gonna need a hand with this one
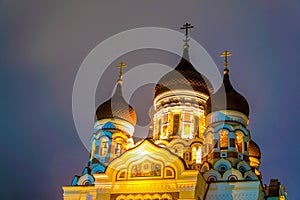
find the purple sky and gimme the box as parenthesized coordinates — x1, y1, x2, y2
(1, 1, 300, 199)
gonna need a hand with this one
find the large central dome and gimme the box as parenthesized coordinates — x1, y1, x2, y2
(154, 48, 214, 98)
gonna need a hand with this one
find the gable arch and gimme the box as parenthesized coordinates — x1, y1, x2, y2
(106, 139, 187, 181)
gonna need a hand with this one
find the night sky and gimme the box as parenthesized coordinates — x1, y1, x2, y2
(1, 1, 300, 199)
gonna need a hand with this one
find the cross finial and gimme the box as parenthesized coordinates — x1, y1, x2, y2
(220, 50, 232, 73)
(116, 62, 127, 83)
(180, 23, 194, 48)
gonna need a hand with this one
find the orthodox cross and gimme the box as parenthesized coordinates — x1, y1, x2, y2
(180, 23, 194, 36)
(220, 50, 232, 70)
(180, 23, 194, 48)
(116, 62, 127, 82)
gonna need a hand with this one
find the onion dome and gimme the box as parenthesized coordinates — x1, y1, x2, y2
(154, 47, 214, 98)
(248, 140, 261, 159)
(95, 62, 137, 126)
(205, 51, 249, 117)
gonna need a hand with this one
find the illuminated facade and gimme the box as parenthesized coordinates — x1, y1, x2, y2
(62, 25, 288, 200)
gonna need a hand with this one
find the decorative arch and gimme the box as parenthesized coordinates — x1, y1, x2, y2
(77, 174, 94, 186)
(90, 163, 105, 174)
(203, 169, 221, 182)
(164, 166, 175, 179)
(161, 193, 172, 200)
(200, 162, 210, 173)
(116, 195, 126, 200)
(236, 160, 251, 173)
(152, 194, 161, 200)
(213, 158, 232, 172)
(233, 124, 249, 136)
(134, 194, 143, 200)
(222, 168, 243, 181)
(126, 194, 134, 200)
(143, 194, 152, 200)
(214, 124, 234, 133)
(106, 139, 187, 181)
(154, 139, 169, 147)
(244, 170, 258, 181)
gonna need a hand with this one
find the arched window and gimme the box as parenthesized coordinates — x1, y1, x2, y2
(194, 115, 199, 135)
(115, 142, 122, 156)
(172, 114, 180, 136)
(100, 137, 109, 156)
(236, 131, 244, 153)
(192, 147, 197, 162)
(196, 148, 202, 164)
(220, 130, 228, 150)
(182, 112, 192, 139)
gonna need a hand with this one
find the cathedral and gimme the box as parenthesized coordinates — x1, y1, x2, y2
(62, 24, 288, 200)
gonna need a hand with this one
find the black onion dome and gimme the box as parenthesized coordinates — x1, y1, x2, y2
(96, 83, 137, 126)
(154, 48, 214, 98)
(205, 69, 249, 116)
(248, 140, 261, 159)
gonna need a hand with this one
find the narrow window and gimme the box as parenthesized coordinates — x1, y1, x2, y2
(213, 139, 218, 149)
(196, 148, 202, 164)
(220, 130, 228, 150)
(173, 114, 180, 135)
(230, 138, 235, 148)
(194, 115, 199, 135)
(100, 137, 109, 156)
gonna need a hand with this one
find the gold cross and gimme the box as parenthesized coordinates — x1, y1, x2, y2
(116, 62, 127, 81)
(180, 23, 194, 36)
(220, 50, 232, 69)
